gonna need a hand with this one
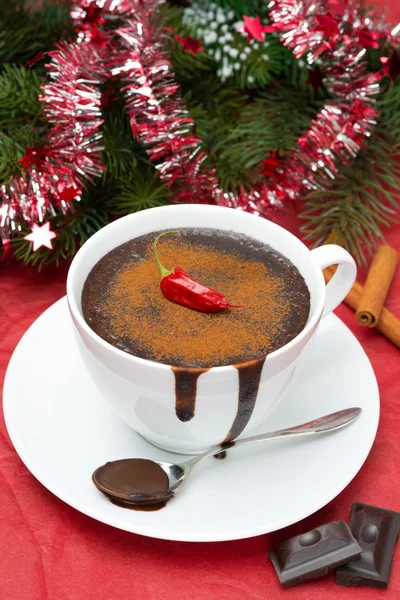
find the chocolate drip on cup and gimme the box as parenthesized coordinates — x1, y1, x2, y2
(224, 357, 266, 442)
(171, 367, 209, 422)
(172, 357, 265, 442)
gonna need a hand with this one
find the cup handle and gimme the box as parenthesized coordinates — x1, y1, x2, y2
(310, 245, 357, 318)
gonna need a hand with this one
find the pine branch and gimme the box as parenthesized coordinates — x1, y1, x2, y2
(0, 64, 44, 127)
(179, 73, 323, 192)
(169, 40, 214, 79)
(0, 126, 46, 183)
(204, 83, 322, 190)
(111, 167, 169, 215)
(0, 134, 24, 184)
(300, 81, 400, 265)
(213, 0, 268, 18)
(0, 65, 47, 181)
(178, 1, 287, 88)
(101, 106, 147, 180)
(163, 6, 215, 79)
(0, 12, 46, 64)
(37, 1, 74, 37)
(0, 1, 73, 66)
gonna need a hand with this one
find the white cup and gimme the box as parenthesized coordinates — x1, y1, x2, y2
(67, 205, 356, 454)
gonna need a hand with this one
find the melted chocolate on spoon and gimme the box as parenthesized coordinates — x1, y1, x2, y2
(92, 458, 173, 511)
(93, 442, 238, 510)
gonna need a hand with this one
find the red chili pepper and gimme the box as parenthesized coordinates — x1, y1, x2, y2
(153, 231, 242, 313)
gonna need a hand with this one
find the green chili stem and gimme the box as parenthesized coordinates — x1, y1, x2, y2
(153, 230, 179, 278)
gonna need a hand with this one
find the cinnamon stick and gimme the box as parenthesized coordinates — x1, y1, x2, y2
(355, 246, 398, 327)
(324, 267, 400, 348)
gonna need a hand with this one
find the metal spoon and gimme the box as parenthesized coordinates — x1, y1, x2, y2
(93, 407, 361, 508)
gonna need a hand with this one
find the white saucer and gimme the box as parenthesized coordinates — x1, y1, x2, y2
(3, 298, 379, 542)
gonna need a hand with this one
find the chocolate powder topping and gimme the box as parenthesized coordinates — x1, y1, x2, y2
(82, 228, 310, 368)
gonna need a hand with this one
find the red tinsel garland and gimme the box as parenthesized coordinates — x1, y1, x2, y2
(114, 0, 221, 206)
(0, 33, 108, 250)
(114, 0, 282, 213)
(115, 0, 398, 214)
(263, 0, 396, 205)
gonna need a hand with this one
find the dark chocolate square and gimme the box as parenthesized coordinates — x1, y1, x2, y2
(268, 520, 362, 587)
(336, 502, 400, 588)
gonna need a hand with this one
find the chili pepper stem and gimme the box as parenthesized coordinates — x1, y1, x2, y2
(153, 230, 179, 278)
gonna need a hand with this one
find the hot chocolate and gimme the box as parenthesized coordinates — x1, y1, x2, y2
(82, 228, 310, 443)
(82, 228, 310, 367)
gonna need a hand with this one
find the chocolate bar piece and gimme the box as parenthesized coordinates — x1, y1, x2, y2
(336, 502, 400, 588)
(268, 521, 362, 587)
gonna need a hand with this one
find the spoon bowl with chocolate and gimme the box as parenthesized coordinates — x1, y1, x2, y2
(67, 205, 356, 454)
(92, 408, 361, 510)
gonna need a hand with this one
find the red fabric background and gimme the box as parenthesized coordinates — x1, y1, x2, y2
(1, 3, 400, 598)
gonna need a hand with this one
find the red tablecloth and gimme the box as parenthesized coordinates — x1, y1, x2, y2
(2, 5, 400, 599)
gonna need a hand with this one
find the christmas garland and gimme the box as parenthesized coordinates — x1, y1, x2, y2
(0, 0, 399, 264)
(115, 0, 396, 212)
(0, 35, 108, 255)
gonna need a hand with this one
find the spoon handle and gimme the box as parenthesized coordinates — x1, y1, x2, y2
(225, 407, 361, 448)
(185, 407, 361, 470)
